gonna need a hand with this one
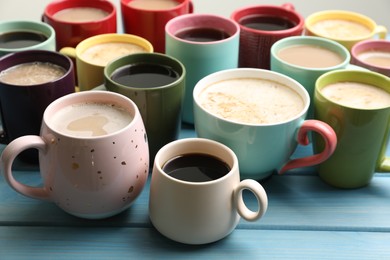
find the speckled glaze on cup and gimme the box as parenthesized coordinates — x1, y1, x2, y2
(1, 91, 149, 219)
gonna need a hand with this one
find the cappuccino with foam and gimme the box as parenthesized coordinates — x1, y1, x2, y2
(198, 78, 304, 124)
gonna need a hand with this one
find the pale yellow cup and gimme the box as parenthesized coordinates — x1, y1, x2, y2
(60, 33, 153, 91)
(305, 10, 387, 51)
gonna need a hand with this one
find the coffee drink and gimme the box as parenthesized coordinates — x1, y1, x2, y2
(198, 78, 304, 124)
(311, 19, 371, 40)
(357, 50, 390, 68)
(0, 31, 48, 49)
(0, 62, 66, 86)
(127, 0, 179, 10)
(51, 102, 133, 137)
(81, 42, 147, 66)
(175, 27, 230, 42)
(321, 82, 390, 109)
(53, 7, 109, 23)
(111, 63, 179, 88)
(162, 153, 230, 182)
(239, 14, 296, 31)
(277, 44, 344, 68)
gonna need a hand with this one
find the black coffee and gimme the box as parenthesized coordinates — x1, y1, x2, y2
(240, 14, 296, 31)
(111, 63, 179, 88)
(175, 27, 230, 42)
(0, 31, 48, 49)
(162, 153, 231, 182)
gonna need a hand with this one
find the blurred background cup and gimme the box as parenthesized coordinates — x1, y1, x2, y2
(314, 70, 390, 189)
(60, 33, 153, 91)
(1, 91, 149, 219)
(230, 3, 304, 69)
(103, 52, 185, 163)
(0, 50, 75, 163)
(121, 0, 193, 53)
(42, 0, 117, 51)
(351, 39, 390, 77)
(271, 36, 351, 118)
(149, 138, 268, 244)
(0, 20, 56, 57)
(305, 10, 388, 51)
(193, 68, 337, 181)
(165, 13, 240, 124)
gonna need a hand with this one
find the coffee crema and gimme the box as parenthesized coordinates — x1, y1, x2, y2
(81, 42, 147, 66)
(162, 153, 230, 182)
(0, 62, 66, 86)
(198, 78, 305, 124)
(240, 14, 296, 31)
(321, 82, 390, 109)
(311, 19, 371, 40)
(0, 31, 48, 49)
(51, 102, 133, 137)
(357, 50, 390, 68)
(277, 44, 344, 68)
(127, 0, 179, 10)
(175, 27, 230, 42)
(53, 7, 109, 23)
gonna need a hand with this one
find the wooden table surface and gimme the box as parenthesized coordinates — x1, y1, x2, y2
(1, 124, 390, 259)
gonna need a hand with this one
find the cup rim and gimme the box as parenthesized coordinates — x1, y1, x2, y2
(44, 0, 116, 25)
(271, 36, 351, 71)
(104, 52, 186, 91)
(154, 138, 239, 185)
(0, 20, 55, 52)
(121, 0, 190, 12)
(351, 39, 390, 70)
(43, 91, 142, 140)
(165, 13, 240, 45)
(193, 68, 310, 126)
(230, 4, 305, 35)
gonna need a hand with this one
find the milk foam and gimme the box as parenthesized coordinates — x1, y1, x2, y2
(198, 78, 305, 124)
(51, 102, 133, 137)
(312, 19, 371, 39)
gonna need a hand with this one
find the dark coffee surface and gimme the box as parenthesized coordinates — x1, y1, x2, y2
(111, 63, 179, 88)
(162, 153, 231, 182)
(0, 31, 48, 49)
(240, 14, 296, 31)
(175, 27, 230, 42)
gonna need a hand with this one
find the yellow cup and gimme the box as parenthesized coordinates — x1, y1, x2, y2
(305, 10, 387, 51)
(60, 33, 153, 91)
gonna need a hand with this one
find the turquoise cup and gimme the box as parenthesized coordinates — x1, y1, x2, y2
(165, 13, 240, 124)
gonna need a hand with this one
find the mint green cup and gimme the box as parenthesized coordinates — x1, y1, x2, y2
(314, 70, 390, 188)
(271, 36, 351, 118)
(0, 20, 56, 56)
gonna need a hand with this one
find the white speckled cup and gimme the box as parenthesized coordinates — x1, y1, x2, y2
(1, 91, 149, 219)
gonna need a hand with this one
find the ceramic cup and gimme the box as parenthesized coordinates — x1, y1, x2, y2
(60, 33, 153, 91)
(271, 36, 351, 118)
(42, 0, 117, 51)
(305, 10, 387, 51)
(193, 68, 337, 180)
(351, 39, 390, 77)
(0, 50, 75, 163)
(230, 3, 304, 69)
(149, 138, 268, 245)
(1, 91, 149, 219)
(314, 70, 390, 189)
(0, 20, 56, 56)
(103, 52, 185, 163)
(121, 0, 193, 53)
(165, 13, 240, 124)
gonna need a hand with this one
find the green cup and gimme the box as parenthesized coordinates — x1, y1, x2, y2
(104, 52, 185, 163)
(314, 70, 390, 188)
(0, 20, 56, 56)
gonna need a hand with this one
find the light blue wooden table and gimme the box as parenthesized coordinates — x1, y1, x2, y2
(1, 124, 390, 259)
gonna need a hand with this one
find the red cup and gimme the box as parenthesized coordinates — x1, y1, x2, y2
(231, 3, 304, 69)
(42, 0, 117, 51)
(121, 0, 193, 53)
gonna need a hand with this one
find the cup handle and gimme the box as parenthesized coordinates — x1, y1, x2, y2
(188, 0, 194, 13)
(1, 135, 50, 201)
(281, 3, 295, 11)
(374, 25, 388, 39)
(279, 119, 337, 174)
(59, 47, 77, 60)
(234, 179, 268, 222)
